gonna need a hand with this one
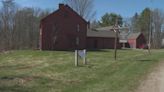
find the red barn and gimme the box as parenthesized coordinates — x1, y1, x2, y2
(40, 4, 89, 50)
(128, 32, 146, 49)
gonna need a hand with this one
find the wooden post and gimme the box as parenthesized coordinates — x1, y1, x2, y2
(39, 28, 42, 51)
(114, 31, 118, 60)
(83, 49, 87, 65)
(148, 11, 152, 54)
(114, 19, 118, 60)
(75, 50, 78, 66)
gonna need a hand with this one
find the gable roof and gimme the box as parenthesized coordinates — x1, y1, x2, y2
(41, 4, 88, 24)
(63, 4, 88, 23)
(128, 32, 141, 39)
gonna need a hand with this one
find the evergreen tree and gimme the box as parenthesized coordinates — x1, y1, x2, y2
(99, 13, 123, 27)
(131, 13, 139, 32)
(139, 8, 151, 41)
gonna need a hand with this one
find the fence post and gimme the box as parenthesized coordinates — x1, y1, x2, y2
(75, 50, 78, 66)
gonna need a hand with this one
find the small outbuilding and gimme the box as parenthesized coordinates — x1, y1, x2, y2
(128, 32, 146, 49)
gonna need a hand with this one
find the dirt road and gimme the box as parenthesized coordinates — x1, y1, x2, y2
(136, 61, 164, 92)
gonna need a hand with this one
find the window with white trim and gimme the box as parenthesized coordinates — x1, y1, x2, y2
(77, 24, 80, 32)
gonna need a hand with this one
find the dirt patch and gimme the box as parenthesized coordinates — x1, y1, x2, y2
(136, 61, 164, 92)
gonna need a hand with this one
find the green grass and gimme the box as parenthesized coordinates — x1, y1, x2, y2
(0, 49, 164, 92)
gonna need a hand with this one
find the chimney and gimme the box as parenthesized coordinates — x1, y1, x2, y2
(59, 4, 65, 9)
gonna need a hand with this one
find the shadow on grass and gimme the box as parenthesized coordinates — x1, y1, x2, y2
(74, 63, 96, 69)
(136, 59, 155, 62)
(0, 64, 40, 70)
(0, 75, 54, 92)
(87, 49, 111, 52)
(41, 49, 113, 52)
(0, 86, 29, 92)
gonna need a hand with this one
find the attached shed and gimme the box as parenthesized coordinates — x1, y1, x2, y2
(128, 32, 146, 49)
(87, 29, 120, 49)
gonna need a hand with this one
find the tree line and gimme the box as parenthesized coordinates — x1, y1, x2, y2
(131, 8, 164, 49)
(0, 0, 95, 51)
(0, 0, 163, 51)
(0, 0, 50, 51)
(92, 8, 164, 49)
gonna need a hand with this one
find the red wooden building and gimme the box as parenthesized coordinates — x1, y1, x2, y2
(40, 4, 89, 50)
(128, 32, 146, 49)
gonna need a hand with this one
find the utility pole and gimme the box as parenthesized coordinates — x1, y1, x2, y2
(114, 18, 119, 60)
(148, 0, 153, 54)
(148, 12, 151, 54)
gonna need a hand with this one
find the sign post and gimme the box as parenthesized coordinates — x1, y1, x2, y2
(75, 49, 87, 66)
(75, 50, 78, 66)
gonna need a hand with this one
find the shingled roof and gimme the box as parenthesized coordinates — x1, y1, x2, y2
(96, 26, 114, 31)
(128, 32, 141, 39)
(87, 26, 130, 38)
(87, 29, 116, 38)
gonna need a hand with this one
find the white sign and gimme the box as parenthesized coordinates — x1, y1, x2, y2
(78, 50, 86, 58)
(75, 49, 87, 66)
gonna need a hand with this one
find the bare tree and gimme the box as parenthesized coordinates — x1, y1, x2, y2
(152, 9, 164, 48)
(14, 8, 50, 49)
(63, 0, 96, 21)
(0, 0, 50, 50)
(0, 0, 17, 50)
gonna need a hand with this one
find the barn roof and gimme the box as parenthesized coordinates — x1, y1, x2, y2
(87, 29, 116, 38)
(87, 26, 130, 38)
(128, 32, 141, 39)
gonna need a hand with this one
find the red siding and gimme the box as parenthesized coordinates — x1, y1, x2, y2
(128, 33, 146, 49)
(136, 34, 146, 48)
(87, 37, 120, 49)
(128, 39, 136, 48)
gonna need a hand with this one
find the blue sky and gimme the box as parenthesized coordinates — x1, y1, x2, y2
(4, 0, 164, 20)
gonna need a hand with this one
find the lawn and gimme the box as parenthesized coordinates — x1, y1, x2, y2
(0, 49, 164, 92)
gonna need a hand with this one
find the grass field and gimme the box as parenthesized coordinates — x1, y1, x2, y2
(0, 49, 164, 92)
